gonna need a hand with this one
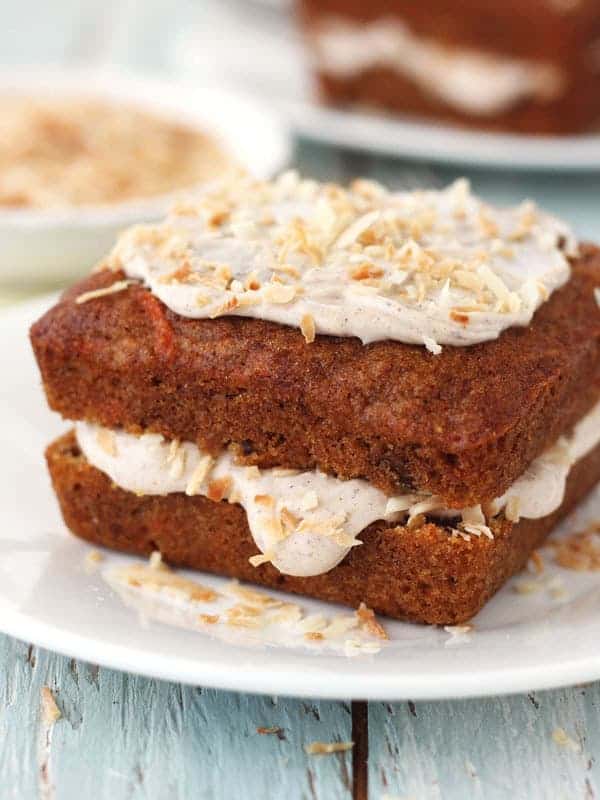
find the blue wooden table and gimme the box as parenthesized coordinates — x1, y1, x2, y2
(2, 2, 600, 798)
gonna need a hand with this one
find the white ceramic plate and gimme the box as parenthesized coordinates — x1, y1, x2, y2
(4, 295, 600, 701)
(286, 103, 600, 172)
(176, 8, 600, 171)
(0, 68, 290, 287)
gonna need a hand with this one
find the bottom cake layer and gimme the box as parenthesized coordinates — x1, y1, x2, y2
(47, 431, 600, 625)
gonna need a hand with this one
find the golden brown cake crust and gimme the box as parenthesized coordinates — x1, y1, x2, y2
(30, 247, 600, 508)
(47, 431, 600, 625)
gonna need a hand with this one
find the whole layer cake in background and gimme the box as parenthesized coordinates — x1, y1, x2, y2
(31, 172, 600, 625)
(297, 0, 600, 134)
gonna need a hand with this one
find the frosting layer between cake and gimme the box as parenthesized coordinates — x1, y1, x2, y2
(310, 17, 565, 115)
(76, 399, 600, 578)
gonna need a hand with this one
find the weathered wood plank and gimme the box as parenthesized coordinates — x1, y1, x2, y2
(0, 634, 353, 800)
(368, 688, 599, 800)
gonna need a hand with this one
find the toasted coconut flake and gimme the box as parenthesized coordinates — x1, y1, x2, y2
(224, 581, 280, 607)
(166, 439, 187, 480)
(84, 549, 103, 569)
(75, 280, 133, 304)
(96, 428, 117, 457)
(249, 552, 272, 568)
(185, 455, 214, 496)
(513, 579, 543, 595)
(254, 493, 274, 508)
(148, 550, 165, 570)
(553, 521, 600, 571)
(300, 313, 316, 344)
(594, 287, 600, 307)
(199, 613, 219, 624)
(256, 726, 283, 735)
(384, 494, 421, 516)
(115, 563, 218, 603)
(304, 741, 354, 755)
(528, 550, 545, 575)
(444, 624, 473, 637)
(505, 496, 521, 523)
(300, 490, 319, 512)
(263, 283, 297, 304)
(423, 336, 442, 355)
(271, 468, 301, 477)
(336, 210, 381, 248)
(552, 727, 582, 753)
(356, 602, 388, 640)
(41, 687, 61, 725)
(280, 506, 300, 531)
(462, 523, 494, 540)
(207, 476, 232, 503)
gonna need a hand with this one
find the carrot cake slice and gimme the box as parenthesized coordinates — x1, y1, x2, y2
(31, 172, 600, 624)
(298, 0, 600, 134)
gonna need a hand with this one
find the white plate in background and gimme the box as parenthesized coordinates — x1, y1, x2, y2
(175, 3, 600, 171)
(0, 68, 290, 288)
(3, 296, 600, 700)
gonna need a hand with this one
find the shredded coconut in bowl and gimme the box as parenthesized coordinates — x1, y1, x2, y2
(0, 97, 233, 209)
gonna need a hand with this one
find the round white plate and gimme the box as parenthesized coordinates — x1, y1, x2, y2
(4, 295, 600, 700)
(286, 103, 600, 172)
(0, 68, 290, 287)
(175, 6, 600, 171)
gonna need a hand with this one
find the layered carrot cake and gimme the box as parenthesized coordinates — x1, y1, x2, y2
(297, 0, 600, 134)
(31, 172, 600, 624)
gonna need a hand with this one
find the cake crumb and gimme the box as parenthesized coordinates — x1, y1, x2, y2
(40, 687, 61, 725)
(552, 727, 582, 753)
(594, 287, 600, 307)
(84, 549, 103, 572)
(304, 741, 354, 755)
(553, 522, 600, 571)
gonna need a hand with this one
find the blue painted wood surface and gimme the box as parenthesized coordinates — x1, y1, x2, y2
(2, 2, 600, 797)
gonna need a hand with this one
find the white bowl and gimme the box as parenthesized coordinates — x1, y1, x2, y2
(0, 68, 291, 288)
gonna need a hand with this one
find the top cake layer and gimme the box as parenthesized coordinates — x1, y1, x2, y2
(107, 172, 575, 349)
(30, 245, 600, 508)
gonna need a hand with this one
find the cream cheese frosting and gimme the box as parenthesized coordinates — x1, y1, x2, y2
(76, 398, 600, 579)
(109, 171, 576, 350)
(310, 17, 565, 115)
